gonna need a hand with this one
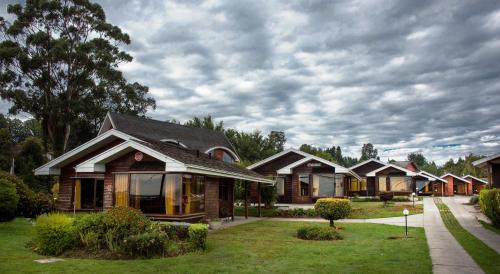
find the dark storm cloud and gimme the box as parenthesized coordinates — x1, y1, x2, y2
(1, 0, 499, 163)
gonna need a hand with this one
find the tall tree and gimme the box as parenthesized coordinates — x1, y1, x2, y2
(0, 0, 155, 156)
(267, 131, 286, 153)
(360, 143, 378, 161)
(185, 115, 224, 132)
(407, 152, 427, 168)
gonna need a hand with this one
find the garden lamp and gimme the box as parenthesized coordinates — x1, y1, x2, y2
(403, 208, 409, 238)
(411, 192, 416, 208)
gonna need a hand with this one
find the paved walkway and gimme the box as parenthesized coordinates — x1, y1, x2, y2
(271, 214, 424, 227)
(442, 196, 500, 253)
(423, 198, 484, 274)
(209, 216, 264, 230)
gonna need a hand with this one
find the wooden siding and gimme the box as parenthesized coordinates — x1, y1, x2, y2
(352, 161, 385, 176)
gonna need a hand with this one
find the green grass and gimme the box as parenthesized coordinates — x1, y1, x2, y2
(235, 202, 423, 219)
(0, 218, 432, 274)
(434, 198, 500, 274)
(479, 220, 500, 236)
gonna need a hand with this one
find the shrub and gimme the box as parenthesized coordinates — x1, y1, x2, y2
(73, 213, 106, 250)
(122, 230, 168, 258)
(297, 226, 342, 240)
(33, 213, 76, 255)
(0, 178, 19, 222)
(479, 189, 500, 228)
(260, 184, 277, 208)
(314, 198, 351, 228)
(102, 207, 150, 251)
(380, 192, 394, 206)
(469, 195, 479, 205)
(188, 223, 209, 250)
(158, 222, 190, 240)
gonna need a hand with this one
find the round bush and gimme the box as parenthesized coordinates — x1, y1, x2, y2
(0, 179, 19, 222)
(102, 207, 150, 251)
(297, 226, 342, 241)
(314, 198, 351, 227)
(33, 213, 76, 255)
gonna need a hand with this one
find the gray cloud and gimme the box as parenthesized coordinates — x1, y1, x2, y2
(1, 0, 500, 164)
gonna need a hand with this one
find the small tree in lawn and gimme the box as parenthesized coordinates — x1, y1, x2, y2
(380, 192, 394, 207)
(314, 198, 351, 228)
(260, 184, 277, 209)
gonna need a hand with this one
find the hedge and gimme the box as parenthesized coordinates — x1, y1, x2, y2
(479, 189, 500, 228)
(0, 178, 19, 222)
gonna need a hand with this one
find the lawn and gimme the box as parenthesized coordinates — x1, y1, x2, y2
(434, 198, 500, 274)
(235, 202, 423, 219)
(0, 218, 432, 274)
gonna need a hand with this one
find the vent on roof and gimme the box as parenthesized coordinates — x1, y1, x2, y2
(160, 139, 188, 148)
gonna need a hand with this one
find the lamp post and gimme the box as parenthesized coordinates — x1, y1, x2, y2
(411, 192, 416, 208)
(403, 208, 409, 238)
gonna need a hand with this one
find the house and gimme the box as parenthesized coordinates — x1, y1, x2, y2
(473, 153, 500, 188)
(247, 150, 445, 203)
(463, 175, 488, 194)
(35, 113, 272, 221)
(440, 173, 471, 196)
(246, 148, 361, 204)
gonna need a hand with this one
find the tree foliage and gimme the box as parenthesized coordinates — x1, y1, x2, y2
(0, 0, 155, 156)
(360, 143, 378, 161)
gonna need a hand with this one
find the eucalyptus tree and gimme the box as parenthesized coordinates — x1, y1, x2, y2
(0, 0, 155, 155)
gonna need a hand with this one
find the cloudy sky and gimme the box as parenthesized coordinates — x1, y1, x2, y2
(2, 0, 500, 164)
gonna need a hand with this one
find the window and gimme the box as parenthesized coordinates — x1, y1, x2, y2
(183, 175, 205, 214)
(74, 178, 104, 209)
(130, 174, 169, 214)
(349, 177, 367, 191)
(222, 151, 234, 163)
(114, 174, 129, 207)
(378, 176, 387, 192)
(312, 174, 335, 196)
(416, 180, 430, 193)
(276, 177, 285, 196)
(299, 174, 309, 196)
(389, 176, 412, 192)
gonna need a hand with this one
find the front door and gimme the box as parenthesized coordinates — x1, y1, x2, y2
(219, 181, 233, 218)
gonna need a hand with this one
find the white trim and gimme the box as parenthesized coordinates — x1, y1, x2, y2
(419, 171, 447, 183)
(440, 173, 470, 184)
(204, 146, 241, 162)
(349, 158, 386, 170)
(75, 140, 186, 173)
(463, 175, 488, 184)
(185, 164, 274, 184)
(161, 139, 188, 149)
(473, 152, 500, 168)
(277, 156, 350, 174)
(366, 164, 417, 177)
(34, 129, 138, 175)
(348, 170, 362, 181)
(247, 148, 309, 170)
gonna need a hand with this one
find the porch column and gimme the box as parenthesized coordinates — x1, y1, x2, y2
(244, 181, 248, 219)
(257, 182, 261, 217)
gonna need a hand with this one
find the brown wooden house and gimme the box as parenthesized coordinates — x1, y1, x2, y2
(473, 153, 500, 189)
(35, 113, 272, 221)
(440, 173, 472, 196)
(463, 175, 488, 194)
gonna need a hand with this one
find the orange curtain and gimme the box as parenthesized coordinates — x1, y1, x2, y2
(74, 179, 81, 209)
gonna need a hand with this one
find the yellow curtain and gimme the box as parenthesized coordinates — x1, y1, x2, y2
(74, 179, 81, 209)
(165, 175, 175, 215)
(185, 177, 191, 214)
(361, 178, 367, 191)
(134, 176, 140, 209)
(114, 174, 129, 207)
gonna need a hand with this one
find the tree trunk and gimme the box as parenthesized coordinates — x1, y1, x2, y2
(330, 219, 334, 228)
(9, 156, 15, 175)
(62, 123, 71, 153)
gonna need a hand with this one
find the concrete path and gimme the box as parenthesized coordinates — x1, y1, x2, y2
(209, 216, 264, 230)
(423, 198, 484, 274)
(442, 196, 500, 253)
(271, 213, 424, 227)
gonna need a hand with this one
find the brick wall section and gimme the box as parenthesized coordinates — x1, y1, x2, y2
(57, 138, 124, 210)
(443, 176, 454, 196)
(205, 177, 219, 220)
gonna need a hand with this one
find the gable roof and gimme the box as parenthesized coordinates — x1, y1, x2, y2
(366, 164, 418, 177)
(440, 173, 470, 184)
(246, 148, 308, 170)
(276, 155, 351, 175)
(392, 161, 419, 171)
(419, 171, 447, 183)
(473, 152, 500, 168)
(102, 113, 238, 159)
(463, 175, 488, 184)
(349, 158, 386, 170)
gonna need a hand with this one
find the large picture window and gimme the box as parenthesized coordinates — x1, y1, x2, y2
(312, 174, 335, 197)
(183, 175, 205, 214)
(74, 178, 103, 210)
(378, 176, 387, 192)
(299, 174, 309, 196)
(276, 177, 285, 196)
(389, 176, 412, 192)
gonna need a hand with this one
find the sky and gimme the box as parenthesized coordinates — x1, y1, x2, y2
(1, 0, 500, 164)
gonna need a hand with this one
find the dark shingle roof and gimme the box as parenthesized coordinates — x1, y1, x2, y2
(138, 139, 267, 180)
(109, 112, 234, 153)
